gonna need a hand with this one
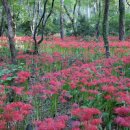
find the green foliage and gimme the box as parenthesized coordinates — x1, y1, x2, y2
(109, 13, 130, 36)
(76, 16, 96, 37)
(17, 20, 31, 36)
(0, 63, 24, 85)
(1, 0, 129, 37)
(44, 18, 60, 36)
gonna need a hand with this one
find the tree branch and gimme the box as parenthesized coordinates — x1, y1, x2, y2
(126, 0, 130, 6)
(73, 0, 78, 17)
(38, 0, 55, 44)
(64, 5, 73, 22)
(33, 0, 48, 44)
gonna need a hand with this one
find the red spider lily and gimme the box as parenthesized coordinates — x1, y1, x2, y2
(17, 54, 26, 59)
(102, 85, 117, 94)
(15, 71, 31, 83)
(87, 90, 99, 95)
(83, 123, 98, 130)
(115, 116, 130, 127)
(34, 115, 68, 130)
(104, 95, 112, 100)
(12, 86, 24, 95)
(72, 128, 80, 130)
(115, 106, 130, 116)
(71, 107, 102, 129)
(122, 56, 130, 65)
(0, 119, 6, 130)
(31, 84, 45, 96)
(3, 102, 33, 122)
(71, 107, 101, 121)
(71, 121, 81, 130)
(90, 119, 102, 125)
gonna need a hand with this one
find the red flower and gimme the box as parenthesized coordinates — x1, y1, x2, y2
(15, 71, 30, 83)
(115, 106, 130, 116)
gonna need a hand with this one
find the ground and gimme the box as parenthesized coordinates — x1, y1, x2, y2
(0, 36, 130, 130)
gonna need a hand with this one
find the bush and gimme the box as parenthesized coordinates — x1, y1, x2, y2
(77, 16, 96, 37)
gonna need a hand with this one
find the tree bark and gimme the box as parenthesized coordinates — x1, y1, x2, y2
(2, 0, 17, 64)
(103, 0, 110, 58)
(119, 0, 125, 41)
(33, 0, 55, 54)
(78, 0, 81, 17)
(0, 8, 4, 36)
(95, 0, 101, 40)
(31, 1, 40, 36)
(64, 0, 78, 36)
(60, 0, 64, 39)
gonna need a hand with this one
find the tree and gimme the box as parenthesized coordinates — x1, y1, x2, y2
(31, 0, 40, 36)
(78, 0, 81, 17)
(2, 0, 17, 64)
(103, 0, 110, 58)
(33, 0, 55, 54)
(0, 7, 4, 36)
(64, 0, 78, 36)
(119, 0, 125, 41)
(60, 0, 65, 39)
(95, 0, 101, 40)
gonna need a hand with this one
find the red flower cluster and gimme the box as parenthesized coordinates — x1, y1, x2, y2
(15, 71, 31, 83)
(122, 56, 130, 65)
(114, 106, 130, 127)
(4, 102, 33, 122)
(34, 115, 68, 130)
(71, 107, 102, 130)
(12, 86, 24, 95)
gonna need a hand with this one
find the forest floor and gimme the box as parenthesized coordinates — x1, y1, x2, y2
(0, 36, 130, 130)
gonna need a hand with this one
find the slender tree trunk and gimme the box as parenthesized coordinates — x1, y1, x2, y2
(60, 0, 64, 39)
(2, 0, 17, 64)
(103, 0, 110, 58)
(12, 14, 16, 37)
(119, 0, 125, 41)
(64, 0, 78, 36)
(78, 0, 81, 17)
(96, 0, 101, 40)
(0, 8, 4, 36)
(86, 4, 91, 19)
(33, 0, 55, 54)
(31, 1, 39, 36)
(72, 20, 77, 36)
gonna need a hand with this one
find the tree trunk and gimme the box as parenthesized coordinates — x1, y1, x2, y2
(78, 0, 81, 17)
(60, 0, 64, 39)
(12, 14, 16, 37)
(72, 20, 77, 36)
(31, 1, 39, 36)
(103, 0, 110, 58)
(33, 0, 55, 54)
(64, 0, 78, 36)
(86, 5, 91, 19)
(0, 8, 4, 36)
(119, 0, 125, 41)
(95, 0, 101, 40)
(34, 41, 39, 54)
(2, 0, 17, 64)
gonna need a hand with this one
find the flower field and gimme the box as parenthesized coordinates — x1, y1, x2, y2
(0, 36, 130, 130)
